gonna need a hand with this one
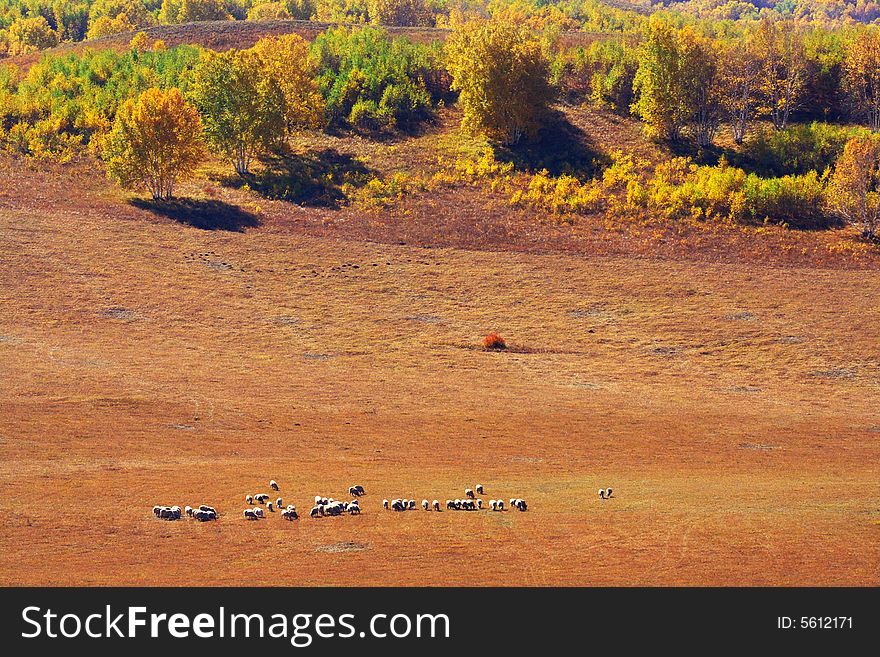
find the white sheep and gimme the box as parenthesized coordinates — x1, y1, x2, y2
(489, 500, 497, 511)
(408, 500, 416, 510)
(198, 505, 216, 515)
(465, 488, 475, 499)
(310, 505, 323, 518)
(282, 508, 298, 520)
(476, 499, 483, 509)
(598, 488, 606, 499)
(433, 500, 440, 511)
(422, 499, 429, 510)
(253, 507, 265, 518)
(446, 500, 454, 510)
(270, 480, 279, 491)
(515, 499, 528, 512)
(275, 498, 283, 509)
(497, 500, 505, 511)
(244, 509, 258, 520)
(348, 504, 361, 515)
(383, 499, 389, 509)
(193, 509, 216, 521)
(315, 495, 323, 505)
(354, 485, 365, 496)
(606, 488, 613, 498)
(152, 505, 164, 517)
(246, 495, 253, 504)
(254, 494, 269, 504)
(267, 502, 275, 512)
(392, 499, 406, 511)
(185, 505, 194, 517)
(475, 484, 484, 495)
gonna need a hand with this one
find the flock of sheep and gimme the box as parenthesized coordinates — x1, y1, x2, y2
(152, 504, 218, 521)
(383, 484, 528, 513)
(153, 480, 616, 524)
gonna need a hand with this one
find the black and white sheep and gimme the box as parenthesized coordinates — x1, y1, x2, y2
(244, 509, 258, 520)
(282, 508, 299, 521)
(252, 507, 265, 518)
(465, 488, 475, 499)
(245, 495, 253, 505)
(269, 480, 279, 491)
(383, 499, 389, 509)
(422, 499, 429, 511)
(432, 500, 440, 512)
(475, 484, 484, 495)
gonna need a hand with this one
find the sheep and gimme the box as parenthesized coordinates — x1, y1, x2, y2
(198, 505, 216, 515)
(158, 507, 177, 520)
(282, 508, 299, 521)
(275, 498, 282, 509)
(475, 484, 484, 495)
(267, 502, 275, 512)
(310, 505, 323, 518)
(348, 504, 361, 515)
(383, 499, 389, 509)
(354, 485, 365, 496)
(254, 494, 269, 504)
(270, 480, 279, 491)
(152, 505, 164, 517)
(446, 500, 455, 510)
(598, 488, 606, 499)
(391, 499, 406, 512)
(476, 499, 483, 509)
(463, 500, 476, 510)
(185, 505, 193, 517)
(516, 499, 528, 512)
(489, 500, 497, 511)
(454, 499, 463, 510)
(246, 495, 253, 505)
(193, 509, 216, 522)
(315, 495, 323, 506)
(497, 500, 505, 511)
(408, 500, 416, 510)
(509, 498, 516, 508)
(244, 509, 258, 520)
(465, 488, 475, 499)
(605, 487, 613, 498)
(433, 500, 440, 512)
(422, 499, 429, 511)
(252, 507, 265, 518)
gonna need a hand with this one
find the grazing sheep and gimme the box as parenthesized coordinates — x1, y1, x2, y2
(310, 505, 323, 518)
(253, 507, 265, 518)
(270, 480, 279, 491)
(475, 484, 484, 495)
(408, 500, 416, 510)
(254, 494, 269, 504)
(354, 485, 365, 496)
(244, 509, 258, 520)
(489, 500, 497, 511)
(509, 498, 516, 508)
(267, 502, 275, 512)
(516, 499, 528, 512)
(605, 488, 613, 498)
(315, 495, 323, 505)
(282, 508, 299, 520)
(193, 509, 216, 522)
(464, 500, 476, 510)
(198, 505, 216, 515)
(348, 486, 358, 497)
(497, 500, 505, 511)
(446, 500, 454, 510)
(383, 499, 389, 509)
(275, 498, 282, 509)
(246, 495, 253, 505)
(348, 504, 361, 515)
(391, 499, 406, 512)
(465, 488, 475, 499)
(152, 505, 163, 517)
(433, 500, 440, 511)
(598, 488, 606, 499)
(185, 506, 193, 517)
(476, 499, 483, 509)
(454, 499, 463, 510)
(422, 499, 429, 511)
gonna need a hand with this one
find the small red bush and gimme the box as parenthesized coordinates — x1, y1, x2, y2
(483, 332, 507, 350)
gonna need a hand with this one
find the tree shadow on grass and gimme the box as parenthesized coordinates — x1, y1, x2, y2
(130, 198, 260, 232)
(495, 108, 611, 178)
(214, 149, 377, 208)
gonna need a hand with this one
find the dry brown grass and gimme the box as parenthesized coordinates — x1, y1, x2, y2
(1, 115, 879, 585)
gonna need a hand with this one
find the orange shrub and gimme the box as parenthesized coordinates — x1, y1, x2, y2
(483, 332, 507, 350)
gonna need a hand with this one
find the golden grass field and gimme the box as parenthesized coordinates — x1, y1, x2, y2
(1, 109, 879, 586)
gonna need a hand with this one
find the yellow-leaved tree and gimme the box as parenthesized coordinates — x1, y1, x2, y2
(446, 19, 554, 145)
(249, 35, 326, 139)
(366, 0, 431, 27)
(827, 136, 880, 240)
(842, 29, 880, 132)
(102, 88, 206, 201)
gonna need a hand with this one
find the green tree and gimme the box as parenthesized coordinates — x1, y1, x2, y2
(102, 87, 206, 201)
(190, 48, 284, 174)
(446, 19, 554, 145)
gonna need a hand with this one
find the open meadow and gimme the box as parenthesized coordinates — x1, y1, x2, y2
(1, 146, 878, 585)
